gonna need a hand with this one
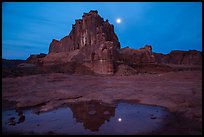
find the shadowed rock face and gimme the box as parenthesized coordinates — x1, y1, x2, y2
(43, 10, 155, 75)
(2, 10, 202, 76)
(154, 50, 202, 65)
(2, 59, 25, 68)
(117, 45, 155, 64)
(34, 10, 202, 75)
(26, 53, 47, 64)
(49, 10, 120, 53)
(168, 50, 202, 65)
(45, 10, 123, 74)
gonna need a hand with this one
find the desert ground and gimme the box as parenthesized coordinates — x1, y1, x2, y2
(2, 68, 202, 135)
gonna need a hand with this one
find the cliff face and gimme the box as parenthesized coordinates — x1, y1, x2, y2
(26, 53, 47, 64)
(49, 10, 120, 53)
(154, 50, 202, 65)
(168, 50, 202, 65)
(45, 10, 122, 74)
(2, 10, 202, 77)
(43, 10, 155, 75)
(41, 10, 201, 75)
(117, 45, 155, 64)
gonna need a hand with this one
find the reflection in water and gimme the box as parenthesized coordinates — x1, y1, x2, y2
(17, 111, 25, 124)
(68, 101, 115, 132)
(2, 101, 169, 135)
(6, 110, 25, 126)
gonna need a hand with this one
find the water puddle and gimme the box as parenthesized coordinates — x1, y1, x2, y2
(2, 101, 170, 135)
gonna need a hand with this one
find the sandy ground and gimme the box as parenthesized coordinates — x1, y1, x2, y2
(2, 70, 202, 134)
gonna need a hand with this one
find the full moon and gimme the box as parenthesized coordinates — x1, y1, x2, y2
(118, 118, 122, 122)
(116, 18, 121, 24)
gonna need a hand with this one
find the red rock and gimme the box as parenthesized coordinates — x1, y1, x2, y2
(43, 10, 201, 75)
(49, 10, 120, 53)
(117, 45, 155, 64)
(45, 10, 123, 74)
(153, 50, 202, 65)
(49, 39, 60, 53)
(153, 53, 168, 64)
(26, 53, 47, 64)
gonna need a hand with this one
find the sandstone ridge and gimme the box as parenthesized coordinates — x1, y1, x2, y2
(41, 10, 155, 75)
(8, 10, 201, 76)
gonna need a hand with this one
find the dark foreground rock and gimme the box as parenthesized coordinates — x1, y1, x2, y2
(2, 70, 202, 135)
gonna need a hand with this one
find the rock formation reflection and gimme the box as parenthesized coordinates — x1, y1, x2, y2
(2, 101, 170, 134)
(68, 101, 116, 132)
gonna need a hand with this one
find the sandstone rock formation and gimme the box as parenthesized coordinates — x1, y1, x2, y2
(2, 59, 25, 68)
(45, 10, 123, 75)
(42, 10, 155, 75)
(117, 45, 155, 64)
(26, 53, 47, 64)
(2, 10, 202, 77)
(49, 10, 120, 53)
(154, 50, 202, 65)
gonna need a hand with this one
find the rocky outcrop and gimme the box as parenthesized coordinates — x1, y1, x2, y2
(49, 10, 120, 53)
(117, 45, 155, 65)
(115, 64, 138, 76)
(154, 50, 202, 65)
(43, 10, 159, 75)
(2, 59, 25, 68)
(41, 10, 202, 75)
(3, 9, 202, 77)
(44, 10, 122, 75)
(26, 53, 47, 64)
(168, 50, 202, 65)
(153, 53, 168, 64)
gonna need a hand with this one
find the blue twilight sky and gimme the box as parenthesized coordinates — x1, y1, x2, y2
(2, 2, 202, 60)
